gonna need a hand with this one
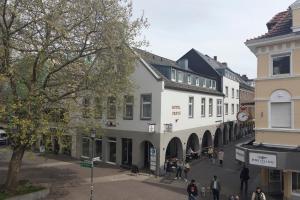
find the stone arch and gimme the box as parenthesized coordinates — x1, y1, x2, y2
(140, 140, 154, 170)
(214, 128, 223, 148)
(165, 137, 183, 160)
(223, 124, 229, 145)
(186, 133, 200, 153)
(201, 130, 213, 152)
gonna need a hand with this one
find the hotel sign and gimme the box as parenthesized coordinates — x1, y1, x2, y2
(235, 149, 245, 162)
(249, 152, 277, 168)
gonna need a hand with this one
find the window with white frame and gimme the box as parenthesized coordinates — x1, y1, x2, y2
(107, 97, 116, 119)
(124, 95, 134, 120)
(292, 172, 300, 194)
(141, 94, 152, 120)
(236, 90, 239, 99)
(188, 97, 194, 118)
(201, 98, 206, 117)
(195, 77, 199, 86)
(206, 79, 212, 88)
(200, 78, 206, 87)
(272, 54, 290, 76)
(225, 103, 228, 115)
(209, 98, 213, 117)
(212, 80, 216, 89)
(232, 88, 234, 98)
(225, 86, 228, 97)
(231, 104, 234, 114)
(177, 71, 183, 83)
(270, 90, 291, 128)
(171, 69, 176, 81)
(217, 99, 222, 117)
(187, 75, 192, 85)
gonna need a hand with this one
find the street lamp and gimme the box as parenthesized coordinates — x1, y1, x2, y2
(90, 128, 96, 200)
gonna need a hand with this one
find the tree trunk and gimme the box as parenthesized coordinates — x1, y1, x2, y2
(4, 145, 26, 192)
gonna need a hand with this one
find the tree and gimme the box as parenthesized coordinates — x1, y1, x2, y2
(0, 0, 147, 191)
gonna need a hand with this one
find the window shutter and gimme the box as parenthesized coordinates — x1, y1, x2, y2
(271, 103, 291, 128)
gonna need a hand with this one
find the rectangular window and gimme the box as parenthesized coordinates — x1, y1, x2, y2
(231, 104, 234, 114)
(94, 97, 102, 119)
(107, 97, 116, 119)
(171, 69, 176, 81)
(200, 78, 205, 87)
(272, 54, 290, 75)
(141, 94, 152, 120)
(187, 75, 192, 85)
(217, 99, 222, 117)
(212, 81, 216, 89)
(271, 102, 291, 128)
(95, 138, 102, 160)
(232, 88, 234, 98)
(209, 98, 213, 117)
(292, 172, 300, 194)
(236, 90, 239, 99)
(225, 103, 228, 115)
(107, 137, 116, 163)
(206, 79, 212, 88)
(201, 98, 206, 117)
(123, 96, 134, 120)
(237, 104, 239, 113)
(188, 97, 194, 118)
(195, 77, 199, 86)
(82, 137, 90, 157)
(225, 87, 228, 97)
(177, 71, 183, 83)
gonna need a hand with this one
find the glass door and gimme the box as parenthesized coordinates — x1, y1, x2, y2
(122, 138, 132, 166)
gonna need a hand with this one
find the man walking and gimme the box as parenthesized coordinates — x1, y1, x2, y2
(187, 179, 198, 200)
(240, 165, 250, 192)
(174, 159, 183, 179)
(210, 175, 221, 200)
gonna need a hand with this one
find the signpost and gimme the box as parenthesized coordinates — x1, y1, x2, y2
(150, 147, 156, 171)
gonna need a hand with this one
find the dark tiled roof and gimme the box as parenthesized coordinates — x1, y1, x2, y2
(135, 49, 224, 96)
(247, 9, 292, 41)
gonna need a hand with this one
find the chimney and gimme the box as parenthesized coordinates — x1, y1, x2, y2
(213, 56, 217, 61)
(291, 0, 300, 32)
(222, 62, 227, 67)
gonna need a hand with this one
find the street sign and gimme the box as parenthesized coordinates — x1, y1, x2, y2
(80, 160, 93, 168)
(150, 148, 156, 171)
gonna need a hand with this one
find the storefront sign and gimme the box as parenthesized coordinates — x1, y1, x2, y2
(150, 148, 156, 171)
(249, 152, 277, 168)
(172, 106, 181, 116)
(235, 149, 245, 162)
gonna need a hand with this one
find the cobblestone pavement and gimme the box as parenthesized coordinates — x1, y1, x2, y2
(0, 137, 281, 200)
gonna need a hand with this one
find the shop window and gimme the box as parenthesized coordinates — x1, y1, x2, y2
(95, 138, 102, 160)
(107, 137, 116, 163)
(82, 137, 90, 157)
(292, 172, 300, 194)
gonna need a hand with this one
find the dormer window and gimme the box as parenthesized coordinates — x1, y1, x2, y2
(177, 71, 183, 83)
(206, 79, 211, 88)
(187, 75, 192, 85)
(171, 69, 176, 81)
(271, 54, 290, 76)
(195, 77, 199, 86)
(212, 80, 216, 89)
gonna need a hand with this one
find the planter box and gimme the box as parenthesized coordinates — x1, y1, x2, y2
(6, 188, 49, 200)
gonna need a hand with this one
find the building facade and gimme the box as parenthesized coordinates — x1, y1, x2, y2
(238, 1, 300, 199)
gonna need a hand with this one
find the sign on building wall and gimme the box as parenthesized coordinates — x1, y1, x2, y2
(150, 148, 156, 171)
(249, 152, 277, 168)
(172, 106, 181, 116)
(148, 124, 155, 133)
(235, 149, 245, 162)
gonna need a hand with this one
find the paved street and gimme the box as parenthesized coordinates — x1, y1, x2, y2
(0, 137, 277, 200)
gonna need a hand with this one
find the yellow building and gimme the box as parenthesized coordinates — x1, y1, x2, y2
(236, 1, 300, 199)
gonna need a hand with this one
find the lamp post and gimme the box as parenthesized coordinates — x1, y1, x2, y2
(90, 128, 96, 200)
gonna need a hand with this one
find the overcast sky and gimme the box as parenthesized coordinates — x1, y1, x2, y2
(132, 0, 296, 78)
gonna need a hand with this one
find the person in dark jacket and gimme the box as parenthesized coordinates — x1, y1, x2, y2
(240, 165, 250, 192)
(210, 175, 221, 200)
(187, 179, 198, 200)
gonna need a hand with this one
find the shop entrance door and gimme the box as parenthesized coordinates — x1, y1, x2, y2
(122, 138, 132, 166)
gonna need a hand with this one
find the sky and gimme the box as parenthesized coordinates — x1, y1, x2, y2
(132, 0, 296, 79)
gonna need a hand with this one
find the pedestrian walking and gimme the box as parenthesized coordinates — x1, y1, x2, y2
(240, 165, 250, 192)
(210, 175, 221, 200)
(218, 149, 224, 167)
(251, 187, 266, 200)
(208, 146, 213, 160)
(174, 159, 183, 180)
(183, 162, 191, 182)
(187, 179, 198, 200)
(164, 159, 172, 177)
